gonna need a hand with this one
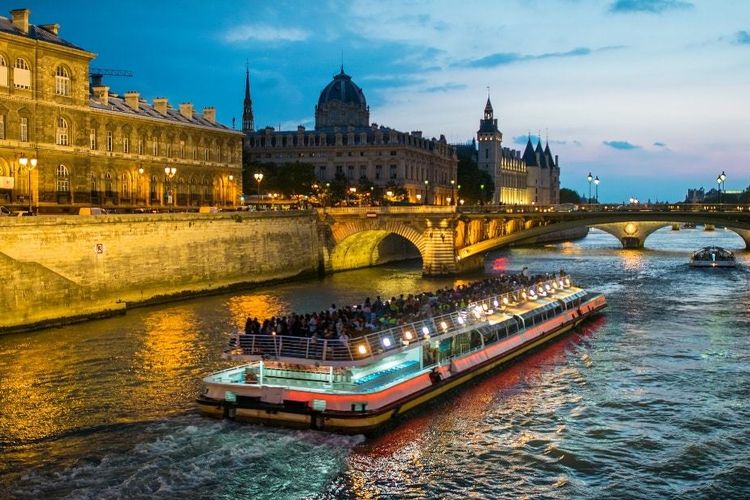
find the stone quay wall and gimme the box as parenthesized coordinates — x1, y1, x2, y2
(0, 212, 320, 333)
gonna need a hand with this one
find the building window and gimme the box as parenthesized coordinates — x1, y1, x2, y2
(336, 165, 343, 175)
(138, 137, 144, 155)
(152, 139, 158, 156)
(13, 58, 31, 89)
(390, 165, 397, 180)
(166, 143, 171, 157)
(347, 165, 354, 180)
(180, 141, 185, 158)
(106, 131, 113, 152)
(318, 165, 327, 179)
(359, 165, 367, 180)
(56, 117, 69, 146)
(0, 115, 4, 140)
(104, 172, 114, 198)
(0, 55, 7, 87)
(56, 164, 70, 192)
(123, 136, 129, 153)
(375, 165, 382, 180)
(55, 66, 71, 96)
(20, 117, 28, 142)
(204, 149, 209, 161)
(121, 173, 130, 198)
(89, 129, 97, 150)
(192, 147, 197, 160)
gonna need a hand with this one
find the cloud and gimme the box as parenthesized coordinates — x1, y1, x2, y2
(512, 135, 567, 146)
(609, 0, 693, 14)
(603, 140, 641, 150)
(462, 47, 590, 68)
(423, 83, 467, 93)
(735, 30, 750, 45)
(653, 141, 667, 147)
(224, 24, 309, 43)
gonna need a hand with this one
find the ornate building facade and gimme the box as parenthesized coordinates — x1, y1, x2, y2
(0, 8, 242, 213)
(477, 97, 560, 205)
(244, 67, 457, 205)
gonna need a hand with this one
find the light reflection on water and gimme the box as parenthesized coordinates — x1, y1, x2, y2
(1, 226, 750, 498)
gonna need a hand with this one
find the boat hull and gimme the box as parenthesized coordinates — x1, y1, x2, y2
(198, 293, 607, 434)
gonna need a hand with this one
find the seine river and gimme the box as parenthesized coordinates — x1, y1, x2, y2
(2, 227, 749, 499)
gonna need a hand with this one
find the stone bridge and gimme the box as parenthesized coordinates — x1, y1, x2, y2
(318, 205, 750, 276)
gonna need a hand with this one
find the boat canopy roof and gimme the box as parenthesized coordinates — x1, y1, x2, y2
(691, 246, 735, 259)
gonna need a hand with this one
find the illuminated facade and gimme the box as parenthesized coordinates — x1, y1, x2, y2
(477, 98, 560, 205)
(0, 8, 242, 213)
(244, 67, 457, 204)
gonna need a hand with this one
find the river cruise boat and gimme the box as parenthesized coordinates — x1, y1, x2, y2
(198, 276, 607, 433)
(689, 246, 736, 268)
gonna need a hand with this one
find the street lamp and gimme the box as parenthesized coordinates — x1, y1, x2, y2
(164, 166, 177, 209)
(416, 193, 422, 203)
(228, 174, 234, 206)
(19, 155, 38, 214)
(717, 171, 726, 204)
(587, 172, 593, 203)
(480, 183, 485, 205)
(253, 172, 264, 207)
(424, 179, 429, 205)
(450, 179, 456, 205)
(137, 166, 144, 206)
(594, 176, 600, 204)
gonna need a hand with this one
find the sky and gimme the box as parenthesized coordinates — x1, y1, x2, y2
(14, 0, 750, 202)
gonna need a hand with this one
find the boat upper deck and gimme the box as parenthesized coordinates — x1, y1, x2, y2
(225, 276, 586, 368)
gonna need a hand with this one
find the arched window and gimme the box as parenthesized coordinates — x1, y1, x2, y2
(150, 175, 157, 202)
(104, 172, 114, 198)
(0, 55, 8, 88)
(56, 117, 69, 146)
(56, 165, 70, 193)
(121, 173, 130, 198)
(13, 58, 31, 89)
(55, 66, 70, 96)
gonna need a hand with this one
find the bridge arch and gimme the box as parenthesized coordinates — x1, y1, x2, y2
(327, 220, 425, 272)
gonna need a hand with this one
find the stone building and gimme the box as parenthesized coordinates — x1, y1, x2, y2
(0, 8, 242, 213)
(477, 97, 560, 205)
(244, 66, 457, 205)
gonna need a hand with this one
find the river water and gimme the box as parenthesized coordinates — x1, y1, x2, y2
(1, 227, 749, 499)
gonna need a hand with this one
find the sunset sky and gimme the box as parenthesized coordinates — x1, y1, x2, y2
(16, 0, 750, 202)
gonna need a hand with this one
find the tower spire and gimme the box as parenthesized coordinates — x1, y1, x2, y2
(242, 64, 254, 133)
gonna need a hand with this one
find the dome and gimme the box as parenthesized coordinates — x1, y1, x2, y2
(317, 66, 367, 108)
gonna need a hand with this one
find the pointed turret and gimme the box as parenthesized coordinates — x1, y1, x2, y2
(242, 66, 254, 133)
(484, 97, 493, 120)
(522, 137, 538, 166)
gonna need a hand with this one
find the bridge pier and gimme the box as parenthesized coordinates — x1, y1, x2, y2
(733, 228, 750, 249)
(421, 223, 457, 276)
(594, 222, 671, 249)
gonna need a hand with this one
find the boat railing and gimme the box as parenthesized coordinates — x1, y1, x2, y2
(227, 276, 572, 363)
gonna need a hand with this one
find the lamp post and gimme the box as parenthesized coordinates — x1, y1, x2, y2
(228, 174, 234, 206)
(450, 179, 455, 205)
(348, 186, 357, 206)
(19, 155, 38, 214)
(424, 179, 429, 205)
(594, 176, 600, 204)
(717, 171, 726, 204)
(164, 166, 177, 209)
(587, 172, 593, 204)
(416, 193, 422, 204)
(137, 166, 144, 206)
(480, 183, 485, 205)
(253, 172, 264, 208)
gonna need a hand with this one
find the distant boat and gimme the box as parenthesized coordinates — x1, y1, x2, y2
(689, 246, 736, 268)
(704, 224, 715, 231)
(682, 222, 696, 229)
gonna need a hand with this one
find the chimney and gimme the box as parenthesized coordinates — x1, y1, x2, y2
(555, 154, 559, 167)
(39, 23, 59, 36)
(93, 86, 109, 105)
(153, 97, 168, 115)
(10, 9, 30, 34)
(124, 91, 140, 110)
(179, 102, 193, 120)
(203, 106, 216, 124)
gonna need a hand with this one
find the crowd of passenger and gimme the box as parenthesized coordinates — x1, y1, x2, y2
(242, 268, 568, 342)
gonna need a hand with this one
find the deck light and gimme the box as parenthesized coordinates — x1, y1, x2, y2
(493, 300, 499, 308)
(382, 337, 392, 348)
(482, 303, 489, 311)
(502, 297, 509, 305)
(404, 330, 413, 340)
(564, 277, 571, 287)
(457, 316, 465, 325)
(521, 291, 527, 300)
(545, 284, 551, 292)
(357, 344, 367, 355)
(422, 326, 430, 336)
(440, 321, 448, 331)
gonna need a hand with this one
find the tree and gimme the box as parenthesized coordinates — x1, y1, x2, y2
(559, 188, 581, 204)
(243, 161, 315, 198)
(456, 148, 494, 204)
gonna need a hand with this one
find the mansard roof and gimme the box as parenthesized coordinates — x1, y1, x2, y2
(0, 16, 89, 53)
(89, 95, 238, 132)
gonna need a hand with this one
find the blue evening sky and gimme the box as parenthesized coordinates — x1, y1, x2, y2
(14, 0, 750, 202)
